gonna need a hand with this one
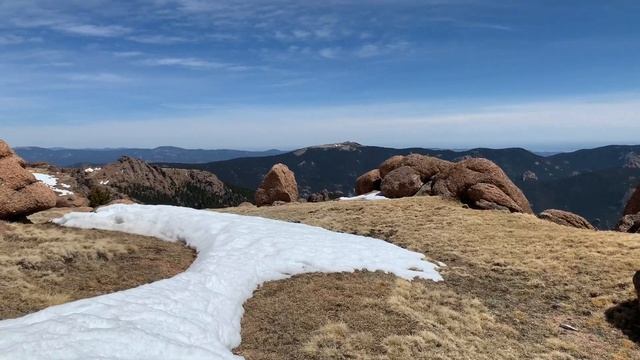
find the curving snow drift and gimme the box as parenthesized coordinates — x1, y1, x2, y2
(0, 205, 442, 360)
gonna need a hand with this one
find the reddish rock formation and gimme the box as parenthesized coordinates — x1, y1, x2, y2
(355, 169, 382, 195)
(431, 158, 533, 213)
(56, 194, 90, 208)
(380, 166, 423, 199)
(0, 140, 57, 219)
(379, 154, 452, 181)
(255, 163, 299, 206)
(539, 209, 596, 230)
(466, 183, 521, 212)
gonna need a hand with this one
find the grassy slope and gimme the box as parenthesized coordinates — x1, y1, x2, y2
(225, 197, 640, 359)
(0, 222, 195, 320)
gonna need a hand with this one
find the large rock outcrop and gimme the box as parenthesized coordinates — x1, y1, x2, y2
(355, 155, 532, 214)
(73, 156, 246, 208)
(381, 166, 423, 198)
(355, 169, 382, 195)
(430, 158, 533, 213)
(255, 163, 299, 206)
(0, 140, 57, 219)
(379, 154, 452, 181)
(539, 209, 596, 230)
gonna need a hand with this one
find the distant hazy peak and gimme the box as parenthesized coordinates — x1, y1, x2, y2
(294, 142, 363, 156)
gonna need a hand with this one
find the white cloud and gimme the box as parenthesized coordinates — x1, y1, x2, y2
(54, 23, 132, 37)
(0, 34, 25, 45)
(112, 51, 144, 58)
(139, 57, 249, 71)
(141, 57, 221, 68)
(127, 34, 190, 44)
(0, 34, 42, 45)
(318, 47, 340, 59)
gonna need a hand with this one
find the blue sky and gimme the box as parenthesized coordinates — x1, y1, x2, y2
(0, 0, 639, 150)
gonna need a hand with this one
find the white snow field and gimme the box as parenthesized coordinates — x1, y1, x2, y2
(339, 191, 388, 201)
(0, 205, 442, 360)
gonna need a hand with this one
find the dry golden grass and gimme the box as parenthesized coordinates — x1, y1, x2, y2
(225, 196, 640, 359)
(0, 220, 195, 320)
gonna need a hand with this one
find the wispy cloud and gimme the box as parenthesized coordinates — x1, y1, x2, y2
(64, 73, 131, 83)
(139, 57, 249, 71)
(112, 51, 144, 58)
(127, 34, 191, 44)
(54, 23, 132, 37)
(318, 47, 340, 59)
(428, 17, 513, 32)
(354, 41, 410, 58)
(0, 35, 24, 45)
(0, 34, 37, 45)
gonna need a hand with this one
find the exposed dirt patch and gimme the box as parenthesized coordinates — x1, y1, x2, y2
(225, 197, 640, 359)
(0, 222, 195, 320)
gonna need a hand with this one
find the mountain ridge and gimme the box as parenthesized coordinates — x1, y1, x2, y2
(15, 146, 286, 167)
(163, 142, 640, 229)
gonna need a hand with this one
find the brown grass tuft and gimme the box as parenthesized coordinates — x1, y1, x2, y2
(0, 222, 195, 320)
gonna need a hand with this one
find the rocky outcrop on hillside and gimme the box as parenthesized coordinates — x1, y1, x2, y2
(0, 140, 57, 220)
(381, 166, 423, 198)
(355, 169, 381, 195)
(622, 185, 640, 217)
(634, 271, 640, 307)
(306, 189, 343, 203)
(356, 154, 533, 213)
(431, 158, 533, 213)
(26, 163, 90, 208)
(255, 164, 299, 206)
(623, 152, 640, 169)
(617, 184, 640, 233)
(539, 209, 596, 230)
(72, 156, 247, 208)
(522, 170, 538, 182)
(379, 154, 453, 180)
(615, 214, 640, 233)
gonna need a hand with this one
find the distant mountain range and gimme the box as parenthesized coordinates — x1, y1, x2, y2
(163, 142, 640, 229)
(20, 142, 640, 229)
(15, 146, 285, 167)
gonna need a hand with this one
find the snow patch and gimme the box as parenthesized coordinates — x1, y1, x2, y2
(84, 167, 101, 173)
(0, 205, 441, 359)
(32, 173, 74, 196)
(339, 191, 388, 201)
(99, 180, 110, 185)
